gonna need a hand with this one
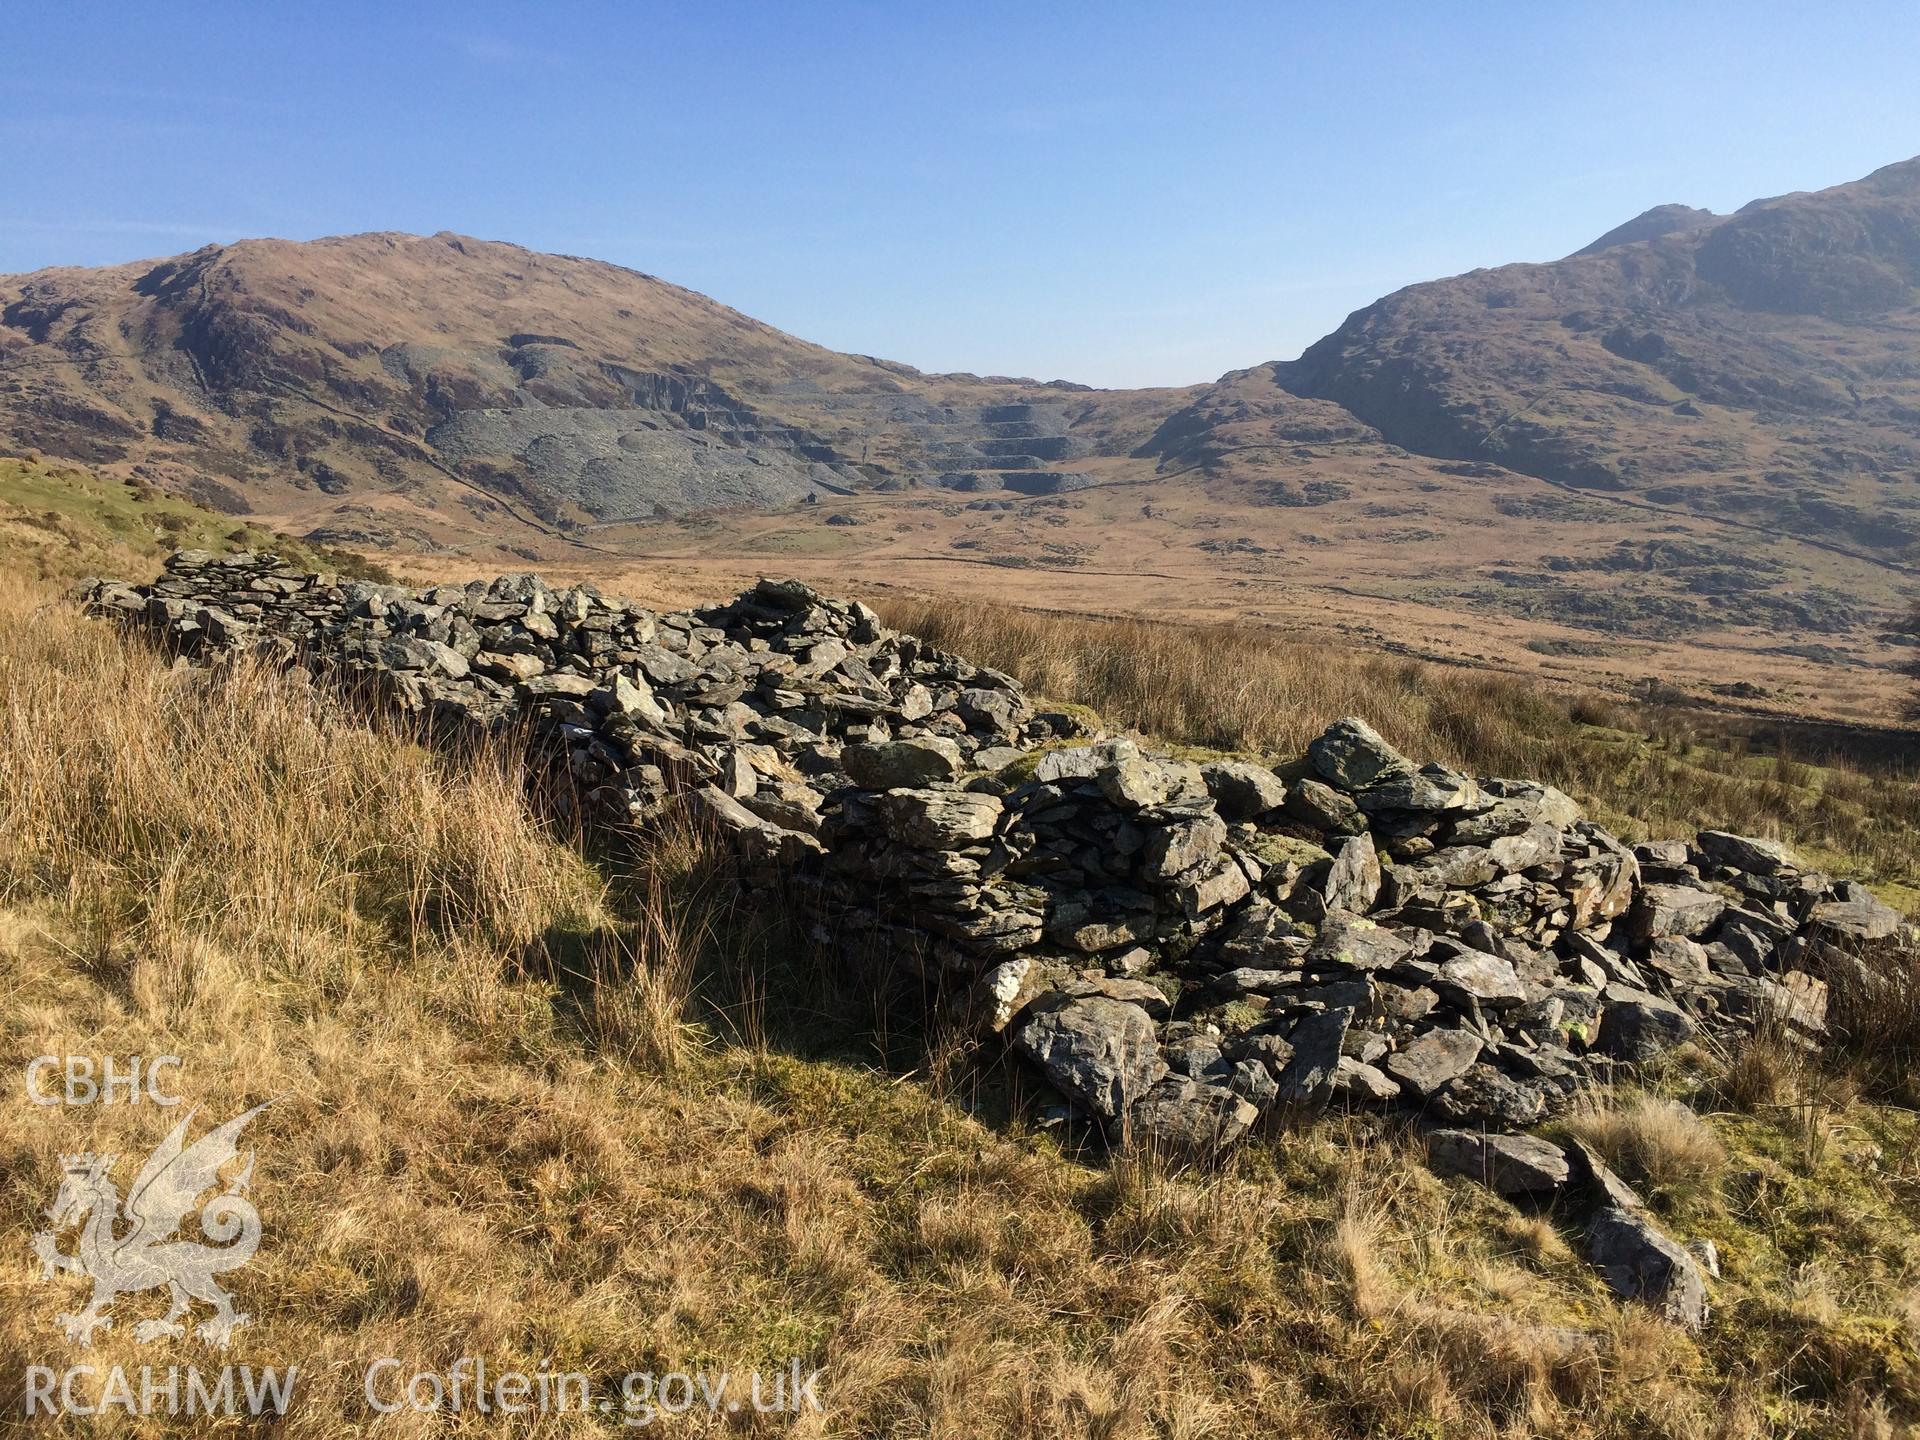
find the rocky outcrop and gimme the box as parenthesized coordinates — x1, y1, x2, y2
(85, 550, 1914, 1327)
(1571, 204, 1722, 258)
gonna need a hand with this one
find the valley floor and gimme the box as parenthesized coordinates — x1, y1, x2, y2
(404, 464, 1914, 734)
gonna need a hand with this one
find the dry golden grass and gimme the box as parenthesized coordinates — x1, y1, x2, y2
(1562, 1094, 1728, 1197)
(1825, 937, 1920, 1104)
(873, 595, 1920, 893)
(875, 593, 1581, 769)
(3, 575, 1919, 1435)
(1716, 1023, 1814, 1114)
(0, 575, 603, 976)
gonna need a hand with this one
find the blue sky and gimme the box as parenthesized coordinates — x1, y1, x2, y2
(4, 2, 1917, 387)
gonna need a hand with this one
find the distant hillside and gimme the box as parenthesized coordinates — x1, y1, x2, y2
(7, 161, 1920, 572)
(1233, 157, 1920, 559)
(0, 232, 1183, 550)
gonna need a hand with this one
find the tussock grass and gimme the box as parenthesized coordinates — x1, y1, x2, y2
(1824, 937, 1920, 1104)
(873, 595, 1920, 890)
(876, 593, 1580, 770)
(1716, 1021, 1814, 1113)
(1563, 1093, 1728, 1197)
(0, 573, 605, 977)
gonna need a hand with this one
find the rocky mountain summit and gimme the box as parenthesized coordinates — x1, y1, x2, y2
(1250, 156, 1920, 555)
(87, 551, 1911, 1328)
(1571, 203, 1723, 258)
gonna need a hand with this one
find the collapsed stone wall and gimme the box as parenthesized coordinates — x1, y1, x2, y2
(86, 549, 1912, 1329)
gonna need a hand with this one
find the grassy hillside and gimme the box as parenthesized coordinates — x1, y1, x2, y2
(0, 233, 1185, 552)
(0, 454, 393, 583)
(1, 466, 1916, 1435)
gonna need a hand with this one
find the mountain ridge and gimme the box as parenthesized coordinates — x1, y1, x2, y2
(1219, 156, 1920, 560)
(0, 229, 1184, 547)
(7, 154, 1919, 557)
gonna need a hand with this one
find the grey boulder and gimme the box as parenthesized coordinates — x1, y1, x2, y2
(1127, 1077, 1260, 1158)
(1143, 813, 1228, 882)
(1285, 778, 1367, 835)
(1426, 1129, 1570, 1195)
(1200, 760, 1288, 820)
(1629, 884, 1726, 942)
(877, 788, 1003, 848)
(1586, 1206, 1710, 1330)
(1308, 716, 1413, 791)
(1274, 1007, 1354, 1103)
(1323, 834, 1383, 914)
(1435, 949, 1526, 1007)
(1385, 1028, 1484, 1097)
(1013, 996, 1164, 1118)
(1598, 988, 1697, 1062)
(1695, 831, 1797, 877)
(1356, 763, 1486, 815)
(1807, 891, 1902, 945)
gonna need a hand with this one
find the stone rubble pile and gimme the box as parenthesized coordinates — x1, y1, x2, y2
(86, 550, 1912, 1330)
(87, 550, 1050, 856)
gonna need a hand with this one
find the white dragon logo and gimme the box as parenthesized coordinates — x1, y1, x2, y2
(32, 1102, 270, 1348)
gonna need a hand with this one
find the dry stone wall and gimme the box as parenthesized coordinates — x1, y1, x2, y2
(86, 549, 1913, 1329)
